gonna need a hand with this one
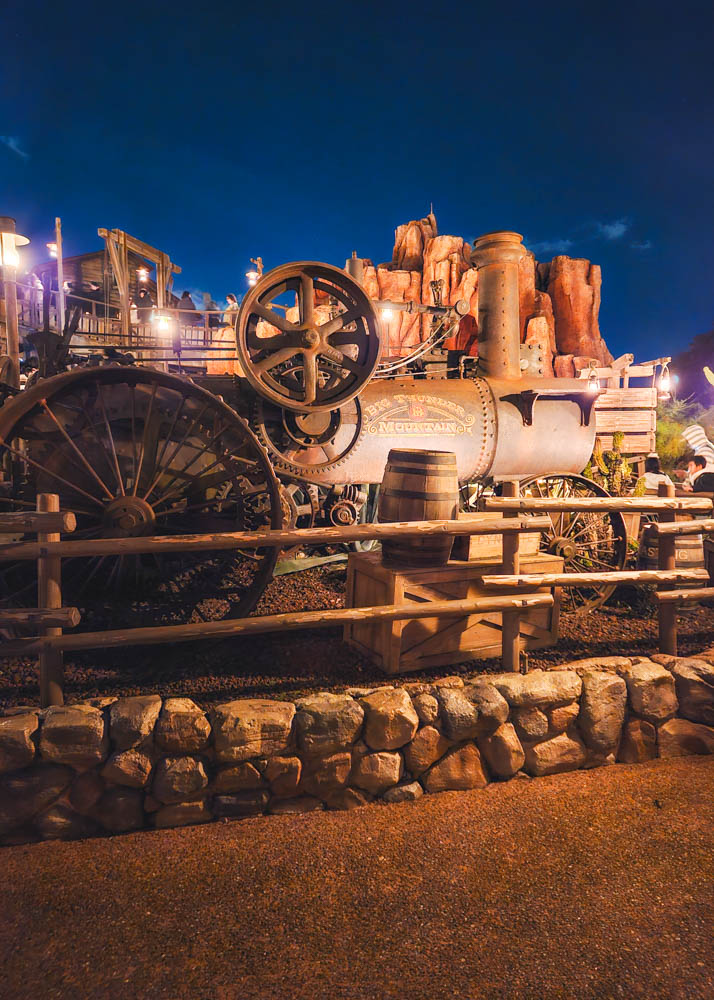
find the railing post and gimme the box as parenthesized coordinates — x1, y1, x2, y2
(501, 480, 521, 672)
(657, 482, 677, 655)
(37, 493, 64, 707)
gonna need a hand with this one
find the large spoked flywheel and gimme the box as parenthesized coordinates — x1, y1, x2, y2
(236, 261, 381, 411)
(519, 474, 627, 614)
(0, 366, 282, 625)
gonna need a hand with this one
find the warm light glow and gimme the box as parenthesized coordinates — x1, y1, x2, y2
(152, 312, 172, 334)
(246, 269, 259, 286)
(380, 307, 393, 321)
(0, 234, 20, 268)
(46, 241, 58, 258)
(137, 267, 149, 283)
(586, 363, 600, 392)
(659, 363, 671, 393)
(0, 224, 30, 269)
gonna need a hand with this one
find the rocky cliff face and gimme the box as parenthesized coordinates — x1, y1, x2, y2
(368, 216, 613, 373)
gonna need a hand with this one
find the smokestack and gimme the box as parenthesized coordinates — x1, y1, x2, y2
(471, 231, 525, 379)
(345, 251, 365, 285)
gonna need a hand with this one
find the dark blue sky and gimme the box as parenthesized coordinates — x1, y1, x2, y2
(3, 0, 713, 360)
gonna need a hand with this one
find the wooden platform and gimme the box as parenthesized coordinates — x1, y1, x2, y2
(344, 551, 563, 675)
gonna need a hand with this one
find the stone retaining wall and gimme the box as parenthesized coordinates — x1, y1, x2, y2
(2, 651, 714, 845)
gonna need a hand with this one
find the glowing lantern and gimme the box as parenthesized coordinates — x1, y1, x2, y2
(0, 218, 29, 269)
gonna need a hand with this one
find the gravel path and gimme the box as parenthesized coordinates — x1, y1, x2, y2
(2, 756, 713, 1000)
(1, 567, 713, 709)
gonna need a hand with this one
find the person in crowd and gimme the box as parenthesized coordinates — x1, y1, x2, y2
(638, 454, 673, 493)
(136, 287, 154, 324)
(223, 293, 239, 327)
(205, 296, 221, 329)
(681, 454, 714, 493)
(178, 290, 200, 325)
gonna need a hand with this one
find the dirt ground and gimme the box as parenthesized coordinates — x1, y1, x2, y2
(1, 566, 713, 710)
(2, 755, 713, 1000)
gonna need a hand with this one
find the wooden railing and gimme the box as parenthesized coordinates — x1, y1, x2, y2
(1, 488, 712, 707)
(0, 498, 551, 707)
(16, 281, 236, 355)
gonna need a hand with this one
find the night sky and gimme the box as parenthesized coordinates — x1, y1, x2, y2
(3, 0, 713, 361)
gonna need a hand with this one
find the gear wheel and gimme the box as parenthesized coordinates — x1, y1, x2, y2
(253, 395, 364, 477)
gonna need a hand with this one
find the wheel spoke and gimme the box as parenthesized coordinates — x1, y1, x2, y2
(253, 347, 299, 374)
(320, 346, 362, 376)
(302, 353, 318, 404)
(299, 273, 315, 326)
(133, 382, 158, 496)
(0, 442, 104, 508)
(96, 386, 126, 496)
(142, 401, 210, 503)
(41, 401, 115, 500)
(320, 306, 361, 338)
(252, 301, 298, 332)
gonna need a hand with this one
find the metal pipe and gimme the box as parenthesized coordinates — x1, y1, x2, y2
(471, 231, 525, 379)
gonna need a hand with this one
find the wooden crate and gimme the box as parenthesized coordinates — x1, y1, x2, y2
(344, 551, 563, 675)
(451, 511, 541, 561)
(594, 387, 657, 456)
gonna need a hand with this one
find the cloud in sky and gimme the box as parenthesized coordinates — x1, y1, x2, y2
(630, 239, 653, 250)
(595, 218, 629, 240)
(0, 136, 29, 159)
(529, 238, 575, 254)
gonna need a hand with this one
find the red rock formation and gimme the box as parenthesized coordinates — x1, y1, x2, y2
(392, 213, 438, 270)
(361, 216, 614, 369)
(542, 256, 613, 365)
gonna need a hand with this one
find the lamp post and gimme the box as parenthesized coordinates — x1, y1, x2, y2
(246, 256, 264, 287)
(0, 216, 30, 389)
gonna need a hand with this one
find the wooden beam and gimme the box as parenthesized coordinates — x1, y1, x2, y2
(0, 607, 80, 628)
(98, 229, 182, 274)
(0, 511, 76, 533)
(37, 493, 64, 707)
(658, 482, 678, 655)
(500, 480, 521, 673)
(481, 569, 710, 588)
(655, 588, 714, 604)
(483, 497, 713, 514)
(0, 593, 554, 657)
(0, 516, 553, 563)
(651, 519, 714, 536)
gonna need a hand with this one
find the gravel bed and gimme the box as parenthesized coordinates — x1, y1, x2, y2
(2, 756, 713, 999)
(1, 567, 713, 710)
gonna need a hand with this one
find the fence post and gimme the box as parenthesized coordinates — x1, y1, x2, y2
(501, 480, 521, 672)
(657, 482, 677, 655)
(37, 492, 64, 707)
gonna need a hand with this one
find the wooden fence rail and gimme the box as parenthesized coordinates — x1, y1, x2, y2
(483, 497, 713, 514)
(1, 485, 713, 707)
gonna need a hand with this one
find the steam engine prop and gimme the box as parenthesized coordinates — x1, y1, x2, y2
(0, 232, 625, 621)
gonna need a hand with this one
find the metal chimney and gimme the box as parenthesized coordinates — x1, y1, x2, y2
(471, 231, 525, 379)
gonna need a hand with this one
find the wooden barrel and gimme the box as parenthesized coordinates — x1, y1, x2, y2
(638, 529, 706, 587)
(378, 449, 459, 567)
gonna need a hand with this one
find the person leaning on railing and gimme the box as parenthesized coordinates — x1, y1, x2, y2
(205, 294, 240, 376)
(681, 455, 714, 493)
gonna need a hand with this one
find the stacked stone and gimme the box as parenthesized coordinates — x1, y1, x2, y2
(1, 653, 713, 845)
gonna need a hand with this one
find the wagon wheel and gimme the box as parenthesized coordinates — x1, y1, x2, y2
(237, 261, 381, 411)
(459, 477, 494, 512)
(0, 366, 282, 625)
(519, 474, 627, 614)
